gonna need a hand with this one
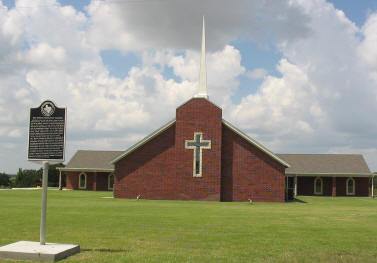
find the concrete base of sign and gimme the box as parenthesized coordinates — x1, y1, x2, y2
(0, 241, 80, 262)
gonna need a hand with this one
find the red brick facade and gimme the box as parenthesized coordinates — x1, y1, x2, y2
(221, 125, 286, 202)
(175, 99, 222, 200)
(114, 98, 287, 201)
(297, 176, 369, 196)
(114, 124, 177, 199)
(66, 171, 113, 191)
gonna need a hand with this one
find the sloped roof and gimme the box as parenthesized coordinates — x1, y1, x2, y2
(277, 154, 371, 175)
(222, 120, 290, 167)
(60, 150, 123, 172)
(111, 119, 176, 164)
(111, 119, 289, 167)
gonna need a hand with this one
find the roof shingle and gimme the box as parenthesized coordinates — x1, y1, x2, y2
(277, 154, 371, 175)
(62, 150, 123, 171)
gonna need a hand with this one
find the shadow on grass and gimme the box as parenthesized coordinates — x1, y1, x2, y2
(286, 198, 307, 203)
(292, 198, 307, 203)
(81, 248, 130, 253)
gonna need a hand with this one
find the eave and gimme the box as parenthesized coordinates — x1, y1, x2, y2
(110, 118, 290, 168)
(111, 119, 176, 164)
(222, 119, 290, 168)
(285, 172, 373, 177)
(57, 167, 114, 172)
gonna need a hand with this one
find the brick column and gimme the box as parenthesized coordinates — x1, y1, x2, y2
(93, 172, 97, 191)
(332, 177, 336, 197)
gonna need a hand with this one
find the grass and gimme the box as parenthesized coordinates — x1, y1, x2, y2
(1, 190, 377, 262)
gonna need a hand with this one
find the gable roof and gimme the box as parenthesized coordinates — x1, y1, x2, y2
(111, 118, 289, 167)
(59, 150, 123, 172)
(277, 154, 371, 175)
(222, 120, 290, 167)
(111, 119, 176, 164)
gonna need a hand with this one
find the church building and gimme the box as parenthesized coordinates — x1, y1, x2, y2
(59, 18, 374, 201)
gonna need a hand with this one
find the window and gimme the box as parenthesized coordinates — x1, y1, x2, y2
(314, 177, 323, 195)
(108, 173, 114, 190)
(346, 177, 355, 195)
(79, 173, 87, 189)
(184, 132, 211, 177)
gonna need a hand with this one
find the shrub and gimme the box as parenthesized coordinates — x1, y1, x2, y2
(15, 168, 42, 187)
(0, 172, 11, 187)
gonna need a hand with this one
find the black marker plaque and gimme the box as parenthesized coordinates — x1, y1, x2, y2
(28, 100, 66, 161)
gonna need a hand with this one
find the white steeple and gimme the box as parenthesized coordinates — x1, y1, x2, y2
(194, 16, 208, 99)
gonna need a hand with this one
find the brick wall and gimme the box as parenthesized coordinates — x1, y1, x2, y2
(113, 98, 288, 202)
(221, 124, 286, 202)
(115, 98, 223, 201)
(336, 177, 369, 196)
(297, 176, 369, 196)
(66, 172, 79, 189)
(114, 124, 177, 200)
(66, 171, 111, 191)
(175, 98, 222, 200)
(96, 172, 112, 191)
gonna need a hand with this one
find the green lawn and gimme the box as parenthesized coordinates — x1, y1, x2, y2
(1, 190, 377, 262)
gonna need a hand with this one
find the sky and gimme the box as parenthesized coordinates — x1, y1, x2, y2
(0, 0, 377, 173)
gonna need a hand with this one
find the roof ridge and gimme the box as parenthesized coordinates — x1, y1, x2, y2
(277, 153, 363, 156)
(77, 150, 123, 152)
(111, 119, 176, 164)
(222, 119, 290, 167)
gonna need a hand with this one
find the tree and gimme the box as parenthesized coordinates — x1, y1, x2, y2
(48, 163, 65, 187)
(15, 168, 42, 187)
(0, 173, 10, 187)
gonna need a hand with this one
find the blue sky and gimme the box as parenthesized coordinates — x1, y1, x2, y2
(1, 0, 377, 173)
(331, 0, 377, 26)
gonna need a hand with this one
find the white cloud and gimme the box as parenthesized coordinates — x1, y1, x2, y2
(0, 0, 246, 172)
(229, 58, 321, 138)
(359, 13, 377, 81)
(227, 0, 377, 169)
(22, 43, 66, 67)
(86, 0, 310, 51)
(1, 0, 377, 173)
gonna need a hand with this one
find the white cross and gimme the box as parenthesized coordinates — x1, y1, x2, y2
(185, 132, 211, 177)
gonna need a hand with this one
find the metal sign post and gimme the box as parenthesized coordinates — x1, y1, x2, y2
(0, 99, 78, 262)
(28, 100, 66, 245)
(40, 161, 49, 245)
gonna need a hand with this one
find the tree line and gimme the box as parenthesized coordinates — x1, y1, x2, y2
(0, 163, 64, 188)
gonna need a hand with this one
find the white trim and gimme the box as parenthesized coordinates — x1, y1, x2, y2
(185, 132, 211, 177)
(78, 172, 87, 189)
(110, 118, 290, 168)
(58, 170, 62, 189)
(176, 98, 221, 113)
(57, 167, 114, 172)
(111, 119, 176, 164)
(314, 177, 323, 195)
(222, 119, 290, 167)
(286, 172, 372, 177)
(108, 173, 114, 190)
(195, 16, 208, 99)
(346, 177, 355, 195)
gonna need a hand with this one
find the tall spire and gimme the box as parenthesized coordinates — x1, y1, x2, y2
(194, 16, 208, 99)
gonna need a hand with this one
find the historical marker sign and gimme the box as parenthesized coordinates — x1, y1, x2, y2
(28, 100, 66, 161)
